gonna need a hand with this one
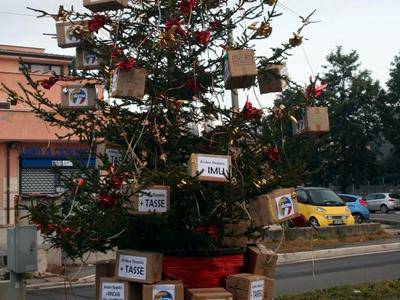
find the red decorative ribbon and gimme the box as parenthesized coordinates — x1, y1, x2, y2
(163, 254, 244, 288)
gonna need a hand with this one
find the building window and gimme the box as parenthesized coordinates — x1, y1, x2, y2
(19, 63, 63, 76)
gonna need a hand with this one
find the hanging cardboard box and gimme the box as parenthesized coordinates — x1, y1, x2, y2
(99, 277, 142, 300)
(61, 84, 97, 110)
(95, 142, 124, 169)
(115, 249, 163, 284)
(129, 185, 171, 215)
(143, 280, 184, 300)
(76, 48, 101, 70)
(293, 107, 330, 135)
(96, 260, 116, 300)
(222, 221, 250, 248)
(258, 63, 288, 94)
(249, 188, 298, 226)
(224, 49, 258, 90)
(244, 245, 277, 279)
(226, 273, 268, 300)
(187, 288, 233, 300)
(111, 68, 147, 100)
(56, 21, 88, 48)
(83, 0, 128, 12)
(264, 278, 274, 300)
(188, 153, 232, 182)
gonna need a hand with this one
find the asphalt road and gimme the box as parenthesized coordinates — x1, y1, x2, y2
(27, 250, 400, 299)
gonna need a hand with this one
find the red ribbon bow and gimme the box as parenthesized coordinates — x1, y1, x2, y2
(179, 0, 196, 14)
(241, 100, 262, 120)
(194, 31, 211, 45)
(165, 19, 187, 36)
(115, 58, 136, 71)
(38, 76, 60, 90)
(99, 193, 118, 209)
(88, 15, 110, 33)
(110, 175, 123, 189)
(305, 76, 328, 99)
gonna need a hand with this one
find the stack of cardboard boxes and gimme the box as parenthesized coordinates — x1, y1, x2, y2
(96, 245, 278, 300)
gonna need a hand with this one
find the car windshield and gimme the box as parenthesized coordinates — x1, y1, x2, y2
(389, 193, 400, 199)
(308, 189, 345, 206)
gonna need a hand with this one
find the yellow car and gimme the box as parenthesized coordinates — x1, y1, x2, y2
(295, 187, 355, 227)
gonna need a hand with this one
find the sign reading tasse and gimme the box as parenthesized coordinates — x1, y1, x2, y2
(188, 153, 231, 182)
(118, 254, 147, 281)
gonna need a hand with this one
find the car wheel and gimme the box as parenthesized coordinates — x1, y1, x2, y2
(380, 205, 389, 214)
(353, 213, 363, 224)
(309, 217, 320, 227)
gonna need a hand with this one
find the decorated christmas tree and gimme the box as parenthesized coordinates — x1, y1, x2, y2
(4, 0, 324, 286)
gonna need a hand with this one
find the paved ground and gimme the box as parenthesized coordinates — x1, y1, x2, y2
(27, 250, 400, 299)
(370, 211, 400, 223)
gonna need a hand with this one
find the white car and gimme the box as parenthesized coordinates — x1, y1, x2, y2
(364, 193, 400, 213)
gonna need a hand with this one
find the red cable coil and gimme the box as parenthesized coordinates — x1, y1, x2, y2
(163, 254, 244, 288)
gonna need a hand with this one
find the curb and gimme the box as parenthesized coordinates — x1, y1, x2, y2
(277, 242, 400, 264)
(370, 218, 400, 225)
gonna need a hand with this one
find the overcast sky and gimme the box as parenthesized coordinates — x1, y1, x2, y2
(1, 0, 400, 106)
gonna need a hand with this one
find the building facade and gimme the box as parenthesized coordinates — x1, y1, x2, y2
(0, 44, 95, 225)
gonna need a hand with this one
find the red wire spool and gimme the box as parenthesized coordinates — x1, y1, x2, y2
(163, 253, 244, 288)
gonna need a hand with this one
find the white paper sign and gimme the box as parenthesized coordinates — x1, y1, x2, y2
(105, 148, 123, 164)
(101, 282, 124, 300)
(118, 254, 147, 280)
(68, 88, 88, 107)
(152, 284, 176, 300)
(197, 155, 229, 180)
(250, 280, 264, 300)
(139, 188, 168, 213)
(83, 50, 98, 66)
(64, 25, 81, 44)
(275, 193, 296, 220)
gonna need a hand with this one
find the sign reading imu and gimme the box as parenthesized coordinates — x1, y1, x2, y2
(188, 153, 231, 182)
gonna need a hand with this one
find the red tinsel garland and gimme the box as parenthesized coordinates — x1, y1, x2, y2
(163, 254, 244, 288)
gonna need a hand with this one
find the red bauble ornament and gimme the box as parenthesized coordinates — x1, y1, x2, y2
(179, 0, 196, 14)
(165, 19, 187, 36)
(209, 20, 222, 31)
(115, 58, 136, 71)
(265, 147, 280, 161)
(241, 100, 262, 120)
(99, 193, 117, 209)
(110, 175, 123, 189)
(194, 31, 211, 45)
(88, 15, 110, 33)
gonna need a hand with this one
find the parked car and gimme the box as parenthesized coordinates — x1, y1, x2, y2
(338, 194, 370, 224)
(364, 193, 400, 213)
(295, 187, 355, 227)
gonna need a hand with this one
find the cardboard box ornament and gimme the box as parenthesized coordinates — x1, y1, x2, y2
(129, 185, 171, 215)
(76, 48, 101, 70)
(187, 288, 233, 300)
(245, 245, 277, 279)
(95, 142, 124, 169)
(115, 249, 163, 284)
(143, 280, 184, 300)
(258, 63, 288, 94)
(111, 68, 147, 100)
(96, 260, 116, 300)
(188, 153, 232, 182)
(226, 273, 268, 300)
(83, 0, 128, 12)
(293, 107, 330, 135)
(224, 49, 258, 90)
(61, 84, 97, 110)
(222, 221, 250, 248)
(99, 277, 141, 300)
(249, 188, 299, 226)
(56, 21, 88, 48)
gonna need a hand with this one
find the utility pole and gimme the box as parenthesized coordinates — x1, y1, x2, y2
(227, 9, 239, 109)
